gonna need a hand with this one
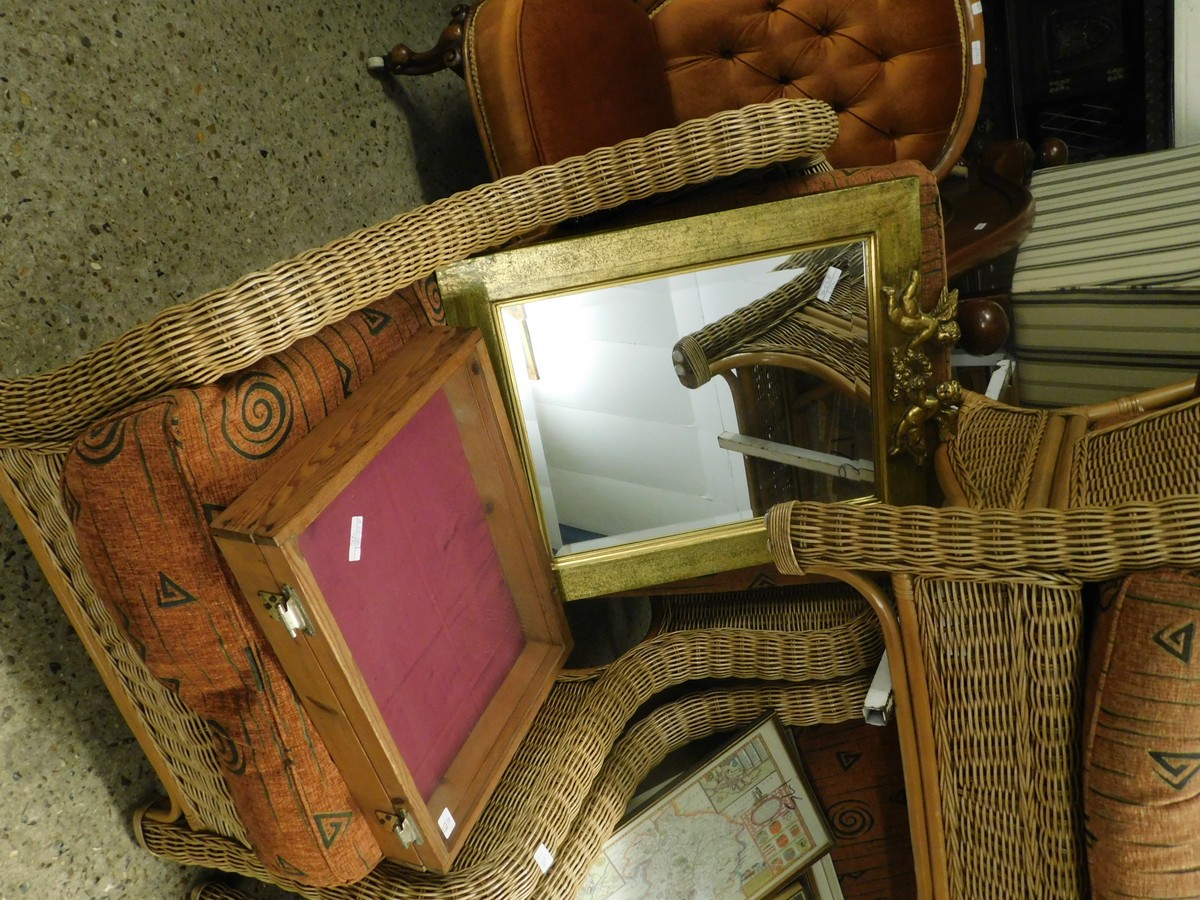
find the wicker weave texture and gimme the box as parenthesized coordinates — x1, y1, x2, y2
(898, 574, 1083, 897)
(936, 391, 1052, 508)
(0, 98, 838, 856)
(1070, 395, 1200, 507)
(768, 496, 1200, 583)
(767, 383, 1200, 898)
(0, 447, 249, 844)
(133, 589, 881, 899)
(0, 98, 836, 453)
(189, 884, 257, 900)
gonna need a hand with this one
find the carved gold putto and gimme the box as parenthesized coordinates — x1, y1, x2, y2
(885, 271, 962, 463)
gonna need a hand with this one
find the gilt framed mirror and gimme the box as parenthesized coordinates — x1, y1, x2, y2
(440, 177, 952, 599)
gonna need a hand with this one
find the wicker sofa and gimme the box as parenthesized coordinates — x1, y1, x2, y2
(768, 379, 1200, 898)
(0, 99, 910, 899)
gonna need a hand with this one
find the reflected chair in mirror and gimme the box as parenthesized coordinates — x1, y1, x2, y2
(765, 375, 1200, 897)
(672, 243, 875, 513)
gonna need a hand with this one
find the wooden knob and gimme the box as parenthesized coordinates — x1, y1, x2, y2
(956, 296, 1010, 355)
(1041, 137, 1069, 168)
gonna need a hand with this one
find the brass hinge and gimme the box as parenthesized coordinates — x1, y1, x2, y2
(257, 585, 313, 638)
(377, 809, 425, 848)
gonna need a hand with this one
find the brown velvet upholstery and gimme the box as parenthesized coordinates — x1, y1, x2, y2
(653, 0, 976, 174)
(464, 0, 982, 180)
(466, 0, 678, 178)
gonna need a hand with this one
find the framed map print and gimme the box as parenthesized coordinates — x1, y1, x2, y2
(579, 714, 833, 899)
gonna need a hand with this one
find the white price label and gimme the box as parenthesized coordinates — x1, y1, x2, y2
(817, 266, 843, 302)
(438, 808, 456, 838)
(971, 39, 982, 66)
(348, 515, 364, 562)
(534, 843, 554, 873)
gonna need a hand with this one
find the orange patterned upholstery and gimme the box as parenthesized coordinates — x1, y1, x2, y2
(465, 0, 983, 180)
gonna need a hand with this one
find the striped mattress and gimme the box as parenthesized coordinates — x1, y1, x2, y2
(1010, 143, 1200, 406)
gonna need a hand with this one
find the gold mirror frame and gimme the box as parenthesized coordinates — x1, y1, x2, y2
(440, 178, 933, 599)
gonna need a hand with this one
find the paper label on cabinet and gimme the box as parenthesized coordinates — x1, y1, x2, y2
(348, 515, 364, 562)
(438, 807, 456, 838)
(534, 843, 554, 873)
(817, 266, 843, 302)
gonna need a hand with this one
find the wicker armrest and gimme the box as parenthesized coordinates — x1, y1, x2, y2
(0, 97, 837, 452)
(767, 496, 1200, 582)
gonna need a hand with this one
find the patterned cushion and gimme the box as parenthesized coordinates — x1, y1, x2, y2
(62, 281, 440, 886)
(1083, 567, 1200, 897)
(796, 718, 915, 897)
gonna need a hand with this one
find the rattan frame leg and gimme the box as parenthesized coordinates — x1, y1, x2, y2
(806, 566, 947, 899)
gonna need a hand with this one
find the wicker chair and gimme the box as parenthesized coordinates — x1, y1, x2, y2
(0, 98, 925, 899)
(766, 378, 1200, 898)
(175, 584, 884, 898)
(672, 243, 873, 513)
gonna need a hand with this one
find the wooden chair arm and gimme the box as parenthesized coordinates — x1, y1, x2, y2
(672, 245, 857, 389)
(767, 496, 1200, 582)
(367, 4, 471, 77)
(1060, 377, 1200, 424)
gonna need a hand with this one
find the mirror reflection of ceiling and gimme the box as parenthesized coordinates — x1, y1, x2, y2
(501, 242, 872, 556)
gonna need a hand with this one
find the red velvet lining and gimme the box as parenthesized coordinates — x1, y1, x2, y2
(299, 389, 526, 800)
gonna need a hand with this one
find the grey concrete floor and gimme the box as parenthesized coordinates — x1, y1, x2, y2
(0, 2, 488, 897)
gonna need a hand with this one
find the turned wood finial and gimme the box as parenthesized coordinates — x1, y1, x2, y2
(955, 295, 1009, 356)
(367, 5, 471, 78)
(1040, 137, 1069, 168)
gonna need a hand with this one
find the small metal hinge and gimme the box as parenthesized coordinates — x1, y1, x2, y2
(257, 585, 313, 638)
(377, 809, 425, 848)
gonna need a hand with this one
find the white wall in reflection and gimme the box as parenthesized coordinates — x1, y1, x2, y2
(503, 256, 803, 555)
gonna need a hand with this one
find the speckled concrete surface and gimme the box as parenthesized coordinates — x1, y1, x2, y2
(0, 2, 487, 897)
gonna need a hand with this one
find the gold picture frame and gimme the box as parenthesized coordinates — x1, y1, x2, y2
(440, 178, 933, 599)
(578, 713, 834, 900)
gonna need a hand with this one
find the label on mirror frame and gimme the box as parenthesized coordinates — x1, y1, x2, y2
(817, 266, 843, 302)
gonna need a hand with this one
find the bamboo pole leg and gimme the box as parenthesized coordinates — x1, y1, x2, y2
(807, 566, 942, 900)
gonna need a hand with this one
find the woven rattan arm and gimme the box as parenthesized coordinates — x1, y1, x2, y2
(0, 97, 838, 452)
(672, 244, 852, 389)
(767, 496, 1200, 582)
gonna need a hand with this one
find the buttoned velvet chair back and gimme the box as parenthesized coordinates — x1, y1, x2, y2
(465, 0, 984, 180)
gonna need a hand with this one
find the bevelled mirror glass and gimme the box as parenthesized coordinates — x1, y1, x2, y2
(440, 178, 946, 599)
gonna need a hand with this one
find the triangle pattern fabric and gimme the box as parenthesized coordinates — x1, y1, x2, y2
(1153, 622, 1195, 664)
(362, 307, 393, 335)
(1149, 750, 1200, 790)
(314, 811, 354, 849)
(837, 751, 861, 771)
(335, 358, 353, 397)
(156, 572, 198, 608)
